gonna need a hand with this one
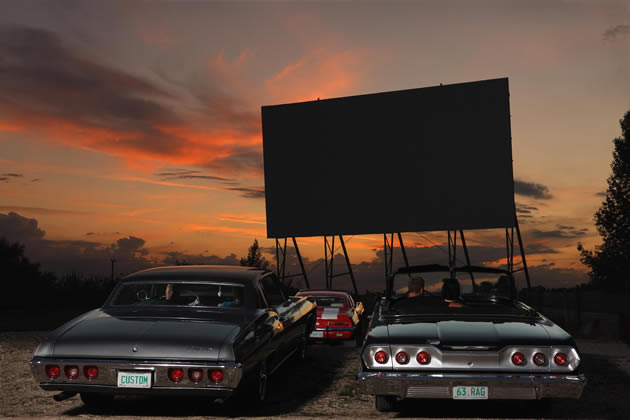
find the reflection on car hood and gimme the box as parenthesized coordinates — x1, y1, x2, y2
(49, 309, 246, 361)
(377, 318, 574, 347)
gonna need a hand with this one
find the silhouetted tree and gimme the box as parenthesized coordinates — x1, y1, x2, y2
(579, 110, 630, 293)
(240, 239, 270, 269)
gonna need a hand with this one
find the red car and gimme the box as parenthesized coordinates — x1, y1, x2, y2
(295, 290, 366, 344)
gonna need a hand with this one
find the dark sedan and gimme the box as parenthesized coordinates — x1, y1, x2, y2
(357, 265, 586, 412)
(30, 265, 317, 407)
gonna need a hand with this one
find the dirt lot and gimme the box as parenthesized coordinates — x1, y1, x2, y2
(2, 332, 630, 419)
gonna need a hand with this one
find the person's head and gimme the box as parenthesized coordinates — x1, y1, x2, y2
(408, 275, 425, 297)
(165, 284, 175, 301)
(441, 278, 460, 301)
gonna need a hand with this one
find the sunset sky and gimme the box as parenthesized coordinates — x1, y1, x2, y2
(1, 1, 629, 290)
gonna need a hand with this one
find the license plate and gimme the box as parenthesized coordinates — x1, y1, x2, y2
(117, 371, 152, 388)
(310, 330, 324, 338)
(453, 386, 488, 400)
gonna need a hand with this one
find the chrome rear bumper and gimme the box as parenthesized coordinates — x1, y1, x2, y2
(30, 357, 242, 396)
(357, 371, 585, 400)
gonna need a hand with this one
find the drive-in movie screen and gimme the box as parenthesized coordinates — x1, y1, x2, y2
(1, 1, 629, 419)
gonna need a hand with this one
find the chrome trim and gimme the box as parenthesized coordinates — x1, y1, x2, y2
(362, 344, 580, 372)
(30, 358, 242, 390)
(357, 371, 586, 399)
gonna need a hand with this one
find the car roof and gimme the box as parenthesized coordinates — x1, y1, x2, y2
(296, 289, 351, 298)
(122, 265, 269, 285)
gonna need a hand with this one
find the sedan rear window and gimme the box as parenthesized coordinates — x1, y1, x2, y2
(312, 296, 346, 308)
(110, 282, 245, 308)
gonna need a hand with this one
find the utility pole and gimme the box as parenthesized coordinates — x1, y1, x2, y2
(111, 258, 116, 282)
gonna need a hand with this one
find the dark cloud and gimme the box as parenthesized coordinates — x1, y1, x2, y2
(603, 24, 630, 40)
(0, 212, 45, 241)
(203, 146, 263, 174)
(514, 179, 552, 200)
(154, 168, 235, 184)
(0, 26, 178, 132)
(516, 203, 538, 214)
(31, 178, 41, 182)
(86, 232, 95, 236)
(595, 191, 606, 197)
(0, 212, 153, 276)
(529, 228, 587, 240)
(0, 173, 23, 182)
(0, 205, 94, 216)
(226, 187, 265, 199)
(161, 251, 239, 266)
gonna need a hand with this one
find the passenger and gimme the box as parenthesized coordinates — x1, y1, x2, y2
(408, 275, 425, 297)
(219, 297, 242, 307)
(442, 278, 464, 308)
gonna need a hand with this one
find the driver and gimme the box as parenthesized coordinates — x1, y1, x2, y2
(408, 275, 425, 297)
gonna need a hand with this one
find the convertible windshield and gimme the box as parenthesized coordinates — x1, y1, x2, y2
(391, 270, 515, 301)
(110, 281, 245, 308)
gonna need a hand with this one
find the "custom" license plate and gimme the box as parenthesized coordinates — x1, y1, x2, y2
(117, 371, 152, 388)
(453, 386, 488, 400)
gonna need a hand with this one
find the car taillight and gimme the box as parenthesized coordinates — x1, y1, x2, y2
(395, 351, 409, 364)
(84, 366, 98, 380)
(168, 368, 184, 383)
(374, 350, 389, 364)
(188, 368, 204, 383)
(209, 369, 224, 384)
(554, 352, 567, 366)
(64, 365, 79, 379)
(533, 352, 546, 366)
(416, 351, 431, 365)
(511, 352, 525, 366)
(45, 365, 60, 379)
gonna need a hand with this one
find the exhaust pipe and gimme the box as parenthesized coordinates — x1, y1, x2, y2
(53, 391, 77, 402)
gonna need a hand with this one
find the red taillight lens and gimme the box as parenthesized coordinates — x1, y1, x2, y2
(188, 368, 204, 383)
(416, 351, 431, 365)
(395, 351, 409, 364)
(168, 368, 184, 383)
(209, 369, 224, 384)
(64, 365, 79, 379)
(554, 352, 567, 366)
(45, 365, 60, 379)
(533, 352, 546, 366)
(511, 352, 525, 366)
(374, 350, 389, 364)
(83, 366, 98, 380)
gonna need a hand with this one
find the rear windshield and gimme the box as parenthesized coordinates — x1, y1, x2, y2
(110, 281, 245, 308)
(312, 296, 346, 308)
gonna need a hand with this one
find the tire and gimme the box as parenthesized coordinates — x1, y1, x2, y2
(257, 360, 269, 402)
(375, 395, 396, 412)
(80, 392, 114, 410)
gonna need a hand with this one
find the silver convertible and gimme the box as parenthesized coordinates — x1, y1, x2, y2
(358, 265, 586, 412)
(29, 265, 316, 407)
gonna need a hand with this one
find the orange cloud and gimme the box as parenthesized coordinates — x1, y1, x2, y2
(265, 48, 361, 104)
(184, 224, 266, 237)
(218, 214, 266, 225)
(136, 24, 176, 48)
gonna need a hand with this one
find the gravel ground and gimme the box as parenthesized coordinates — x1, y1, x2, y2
(2, 332, 630, 419)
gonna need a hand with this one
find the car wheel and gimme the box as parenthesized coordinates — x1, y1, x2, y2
(257, 360, 269, 401)
(80, 392, 114, 410)
(375, 395, 396, 412)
